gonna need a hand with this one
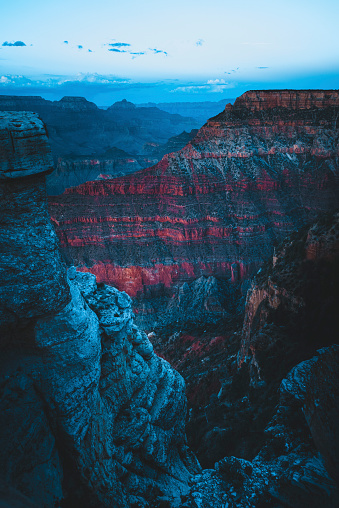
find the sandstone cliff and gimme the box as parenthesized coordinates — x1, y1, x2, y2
(0, 113, 199, 507)
(49, 90, 339, 320)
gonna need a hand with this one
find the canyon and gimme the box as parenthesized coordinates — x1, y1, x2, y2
(0, 108, 338, 508)
(49, 89, 339, 327)
(0, 95, 200, 194)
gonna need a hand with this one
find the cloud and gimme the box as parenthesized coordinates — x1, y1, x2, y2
(257, 66, 269, 69)
(196, 39, 204, 46)
(108, 42, 131, 48)
(207, 79, 227, 85)
(108, 48, 127, 53)
(130, 52, 146, 55)
(149, 48, 168, 56)
(171, 79, 234, 94)
(0, 73, 130, 90)
(225, 68, 240, 75)
(63, 41, 68, 44)
(2, 41, 26, 47)
(78, 45, 83, 49)
(88, 49, 92, 52)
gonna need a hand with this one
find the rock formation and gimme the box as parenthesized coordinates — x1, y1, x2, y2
(49, 90, 339, 323)
(0, 112, 199, 507)
(0, 95, 200, 193)
(153, 211, 339, 507)
(138, 99, 235, 126)
(151, 209, 339, 466)
(182, 346, 339, 508)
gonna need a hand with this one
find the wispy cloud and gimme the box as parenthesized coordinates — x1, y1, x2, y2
(196, 39, 204, 46)
(257, 66, 269, 69)
(105, 42, 168, 57)
(225, 68, 239, 75)
(108, 42, 131, 48)
(171, 79, 234, 94)
(0, 73, 130, 89)
(149, 48, 167, 56)
(108, 48, 128, 53)
(2, 41, 26, 47)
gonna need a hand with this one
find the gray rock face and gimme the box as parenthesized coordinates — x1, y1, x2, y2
(0, 111, 53, 179)
(0, 112, 199, 507)
(0, 113, 70, 331)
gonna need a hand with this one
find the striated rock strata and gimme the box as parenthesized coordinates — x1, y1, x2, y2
(0, 113, 199, 507)
(151, 211, 339, 507)
(50, 90, 339, 313)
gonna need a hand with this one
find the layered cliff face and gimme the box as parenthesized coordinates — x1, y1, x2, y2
(50, 90, 339, 318)
(153, 210, 339, 467)
(0, 113, 199, 508)
(152, 211, 339, 507)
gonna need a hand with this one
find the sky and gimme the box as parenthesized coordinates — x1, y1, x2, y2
(0, 0, 338, 105)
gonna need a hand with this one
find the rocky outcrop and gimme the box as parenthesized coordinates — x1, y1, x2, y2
(235, 89, 339, 111)
(0, 113, 199, 507)
(50, 90, 339, 313)
(150, 210, 339, 482)
(182, 345, 339, 508)
(153, 212, 339, 507)
(151, 275, 243, 331)
(0, 112, 70, 330)
(240, 211, 339, 370)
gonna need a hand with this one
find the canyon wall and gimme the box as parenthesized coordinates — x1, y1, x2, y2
(0, 113, 199, 507)
(50, 90, 339, 312)
(152, 210, 339, 507)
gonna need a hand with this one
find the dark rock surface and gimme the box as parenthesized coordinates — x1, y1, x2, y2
(182, 346, 339, 508)
(0, 112, 70, 331)
(0, 112, 200, 508)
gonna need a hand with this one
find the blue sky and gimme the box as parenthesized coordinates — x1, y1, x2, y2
(1, 0, 338, 104)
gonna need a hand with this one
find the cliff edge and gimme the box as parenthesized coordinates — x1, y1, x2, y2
(0, 112, 199, 507)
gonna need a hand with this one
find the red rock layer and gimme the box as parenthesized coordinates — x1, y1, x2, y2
(234, 89, 339, 111)
(49, 90, 339, 297)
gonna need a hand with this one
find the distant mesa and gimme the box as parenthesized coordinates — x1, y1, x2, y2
(108, 98, 136, 110)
